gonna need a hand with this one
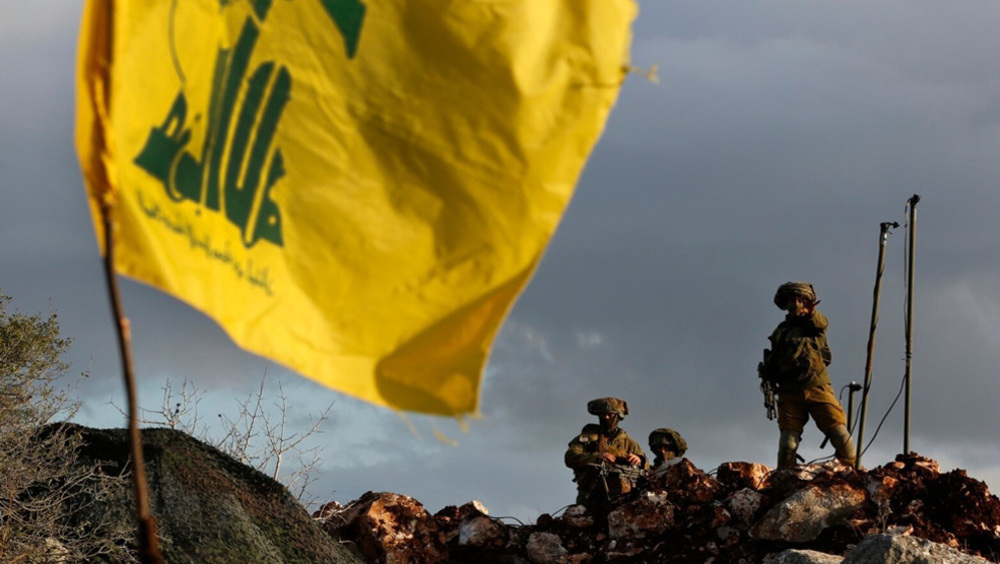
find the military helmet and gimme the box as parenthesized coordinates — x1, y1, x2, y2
(648, 427, 687, 456)
(587, 397, 629, 418)
(773, 282, 816, 309)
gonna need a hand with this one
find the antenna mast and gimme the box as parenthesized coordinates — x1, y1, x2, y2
(855, 221, 897, 468)
(903, 194, 920, 455)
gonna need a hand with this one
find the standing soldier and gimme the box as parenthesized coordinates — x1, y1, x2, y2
(760, 282, 856, 468)
(565, 397, 648, 513)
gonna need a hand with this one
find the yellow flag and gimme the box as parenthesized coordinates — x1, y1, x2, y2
(76, 0, 636, 416)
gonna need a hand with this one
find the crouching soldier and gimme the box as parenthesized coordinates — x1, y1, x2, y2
(565, 397, 648, 514)
(648, 427, 687, 468)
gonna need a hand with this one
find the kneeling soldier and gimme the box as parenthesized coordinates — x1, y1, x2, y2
(564, 397, 648, 513)
(648, 427, 687, 467)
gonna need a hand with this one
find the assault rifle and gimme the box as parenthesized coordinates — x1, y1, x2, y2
(757, 349, 777, 421)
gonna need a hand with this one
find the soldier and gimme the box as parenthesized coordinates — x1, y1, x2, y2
(760, 282, 856, 468)
(565, 397, 648, 513)
(648, 427, 687, 467)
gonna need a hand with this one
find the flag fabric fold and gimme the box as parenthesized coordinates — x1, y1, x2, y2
(76, 0, 637, 416)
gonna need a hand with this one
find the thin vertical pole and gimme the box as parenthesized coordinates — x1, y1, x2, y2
(855, 221, 896, 468)
(846, 382, 860, 432)
(100, 203, 164, 564)
(903, 195, 920, 455)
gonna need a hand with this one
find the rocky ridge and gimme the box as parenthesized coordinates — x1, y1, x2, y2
(32, 425, 1000, 563)
(317, 453, 1000, 564)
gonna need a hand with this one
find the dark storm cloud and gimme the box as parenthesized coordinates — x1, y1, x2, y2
(4, 0, 1000, 521)
(498, 0, 1000, 499)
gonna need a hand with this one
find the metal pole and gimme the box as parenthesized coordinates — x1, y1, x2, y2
(855, 221, 896, 468)
(846, 381, 861, 432)
(903, 195, 920, 455)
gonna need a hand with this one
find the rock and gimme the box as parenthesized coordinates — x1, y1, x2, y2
(561, 505, 595, 529)
(716, 525, 742, 545)
(315, 500, 344, 518)
(601, 539, 645, 562)
(843, 533, 992, 563)
(866, 475, 899, 501)
(751, 483, 868, 542)
(434, 500, 491, 544)
(525, 532, 568, 564)
(908, 456, 941, 478)
(606, 491, 674, 539)
(435, 500, 489, 521)
(767, 548, 844, 563)
(708, 502, 732, 527)
(458, 515, 506, 547)
(536, 513, 554, 529)
(767, 462, 850, 495)
(322, 491, 447, 564)
(648, 458, 721, 503)
(717, 461, 772, 491)
(727, 487, 766, 524)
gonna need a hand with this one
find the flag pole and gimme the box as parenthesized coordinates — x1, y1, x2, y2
(100, 202, 164, 564)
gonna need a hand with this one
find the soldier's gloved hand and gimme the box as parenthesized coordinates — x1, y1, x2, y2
(625, 453, 642, 466)
(600, 453, 617, 464)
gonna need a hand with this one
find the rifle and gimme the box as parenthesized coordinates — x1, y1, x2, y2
(585, 459, 644, 506)
(758, 349, 777, 421)
(610, 459, 644, 489)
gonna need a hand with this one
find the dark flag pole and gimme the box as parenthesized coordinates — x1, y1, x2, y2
(903, 195, 920, 455)
(100, 202, 164, 564)
(855, 221, 897, 468)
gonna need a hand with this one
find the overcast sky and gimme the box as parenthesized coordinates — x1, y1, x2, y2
(3, 1, 1000, 521)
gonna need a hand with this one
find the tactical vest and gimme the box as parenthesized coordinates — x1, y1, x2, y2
(766, 311, 832, 392)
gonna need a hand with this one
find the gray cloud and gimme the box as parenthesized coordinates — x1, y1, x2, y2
(4, 0, 1000, 522)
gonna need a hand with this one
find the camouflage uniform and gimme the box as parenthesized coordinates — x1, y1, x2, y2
(565, 398, 648, 512)
(763, 282, 856, 468)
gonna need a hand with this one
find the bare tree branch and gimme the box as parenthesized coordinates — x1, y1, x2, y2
(0, 290, 136, 562)
(126, 370, 335, 507)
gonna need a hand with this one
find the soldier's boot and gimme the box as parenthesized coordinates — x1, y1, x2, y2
(827, 424, 856, 467)
(777, 430, 802, 468)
